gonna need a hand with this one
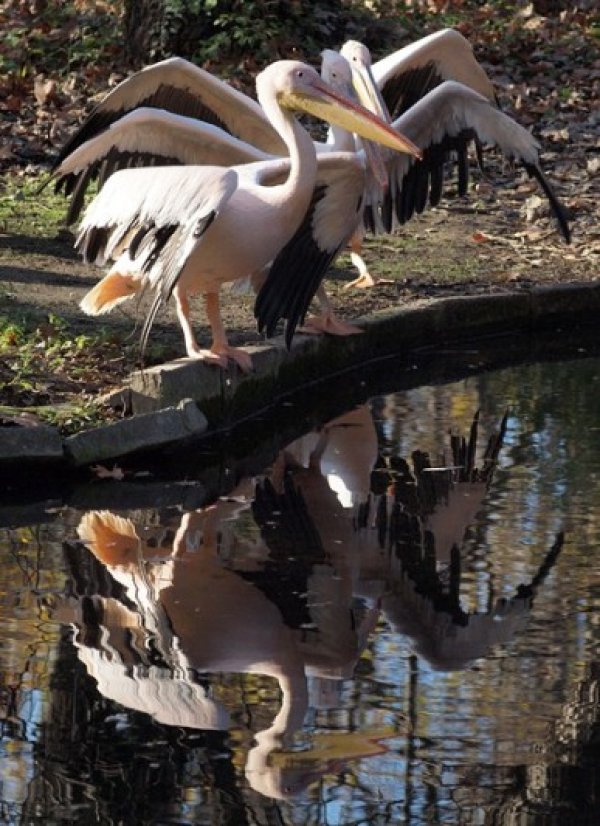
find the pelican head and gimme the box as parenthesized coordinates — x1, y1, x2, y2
(320, 48, 354, 95)
(257, 59, 420, 159)
(320, 49, 389, 187)
(341, 40, 391, 123)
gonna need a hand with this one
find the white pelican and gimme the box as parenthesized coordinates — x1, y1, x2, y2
(255, 76, 571, 342)
(73, 60, 420, 369)
(51, 51, 382, 339)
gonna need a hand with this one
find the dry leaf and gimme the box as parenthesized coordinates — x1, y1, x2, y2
(34, 76, 57, 106)
(91, 464, 126, 480)
(587, 157, 600, 175)
(524, 195, 545, 223)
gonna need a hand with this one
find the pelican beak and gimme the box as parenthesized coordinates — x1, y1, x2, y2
(282, 79, 421, 159)
(351, 61, 391, 124)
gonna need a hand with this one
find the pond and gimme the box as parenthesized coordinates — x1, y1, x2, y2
(1, 355, 599, 825)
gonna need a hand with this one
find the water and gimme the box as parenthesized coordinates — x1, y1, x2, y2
(1, 356, 599, 825)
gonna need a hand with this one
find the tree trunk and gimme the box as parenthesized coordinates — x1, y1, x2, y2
(123, 0, 166, 66)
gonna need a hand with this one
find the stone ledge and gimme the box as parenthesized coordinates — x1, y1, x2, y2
(63, 398, 208, 467)
(0, 422, 64, 463)
(125, 283, 600, 419)
(1, 281, 599, 472)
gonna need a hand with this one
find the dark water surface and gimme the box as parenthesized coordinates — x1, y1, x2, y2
(1, 356, 599, 825)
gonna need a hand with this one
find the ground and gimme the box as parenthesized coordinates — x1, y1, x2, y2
(0, 2, 598, 432)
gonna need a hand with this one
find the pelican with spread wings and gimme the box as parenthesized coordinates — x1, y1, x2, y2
(51, 50, 384, 339)
(72, 60, 419, 369)
(254, 35, 570, 340)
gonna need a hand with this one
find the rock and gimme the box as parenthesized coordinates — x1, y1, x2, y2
(64, 399, 208, 467)
(0, 422, 64, 464)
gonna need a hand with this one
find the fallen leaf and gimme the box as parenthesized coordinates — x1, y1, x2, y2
(587, 157, 600, 175)
(91, 464, 126, 480)
(524, 194, 545, 223)
(34, 76, 57, 106)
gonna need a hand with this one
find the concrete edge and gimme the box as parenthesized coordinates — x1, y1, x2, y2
(1, 281, 599, 471)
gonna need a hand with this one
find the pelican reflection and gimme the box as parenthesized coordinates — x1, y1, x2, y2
(59, 406, 563, 801)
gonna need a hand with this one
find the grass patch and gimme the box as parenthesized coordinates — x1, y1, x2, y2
(0, 173, 70, 238)
(0, 311, 129, 435)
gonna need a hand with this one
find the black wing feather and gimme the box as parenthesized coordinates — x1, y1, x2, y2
(381, 62, 444, 120)
(255, 185, 347, 348)
(55, 148, 184, 225)
(138, 212, 216, 359)
(522, 161, 571, 243)
(388, 127, 478, 226)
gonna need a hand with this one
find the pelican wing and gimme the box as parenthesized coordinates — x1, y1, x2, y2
(255, 152, 366, 347)
(371, 29, 496, 119)
(52, 108, 272, 225)
(376, 81, 570, 242)
(76, 164, 238, 354)
(54, 56, 286, 169)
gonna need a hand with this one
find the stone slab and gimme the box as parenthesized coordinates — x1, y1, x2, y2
(530, 282, 600, 327)
(64, 398, 208, 466)
(0, 423, 64, 463)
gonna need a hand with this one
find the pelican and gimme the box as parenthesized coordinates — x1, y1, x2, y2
(254, 59, 571, 342)
(51, 51, 384, 224)
(51, 51, 383, 339)
(73, 60, 420, 369)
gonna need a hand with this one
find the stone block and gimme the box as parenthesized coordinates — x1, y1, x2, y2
(530, 282, 600, 329)
(128, 358, 224, 414)
(64, 398, 208, 466)
(0, 423, 64, 464)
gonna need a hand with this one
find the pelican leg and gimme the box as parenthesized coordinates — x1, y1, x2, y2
(343, 232, 393, 290)
(173, 285, 227, 366)
(204, 291, 254, 373)
(299, 285, 363, 337)
(173, 286, 252, 371)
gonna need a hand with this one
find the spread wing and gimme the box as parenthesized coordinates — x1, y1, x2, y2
(372, 81, 570, 242)
(51, 107, 272, 225)
(371, 28, 497, 119)
(53, 56, 286, 168)
(75, 164, 238, 354)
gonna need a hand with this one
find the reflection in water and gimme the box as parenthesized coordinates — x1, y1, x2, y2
(1, 358, 599, 824)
